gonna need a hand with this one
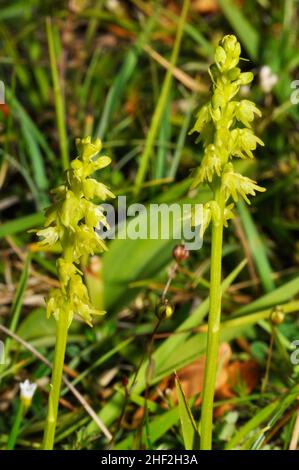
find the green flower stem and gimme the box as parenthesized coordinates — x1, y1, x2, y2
(42, 312, 69, 450)
(7, 399, 24, 450)
(200, 184, 225, 450)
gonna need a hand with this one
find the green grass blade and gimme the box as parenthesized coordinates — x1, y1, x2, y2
(225, 400, 278, 449)
(154, 92, 171, 179)
(251, 385, 299, 449)
(237, 200, 275, 293)
(1, 150, 40, 206)
(46, 17, 69, 170)
(20, 120, 49, 194)
(0, 2, 33, 20)
(0, 213, 44, 239)
(134, 0, 190, 194)
(218, 0, 260, 60)
(9, 254, 31, 334)
(6, 88, 55, 163)
(4, 254, 31, 359)
(226, 384, 299, 450)
(95, 48, 137, 140)
(95, 15, 157, 140)
(235, 273, 299, 316)
(169, 95, 194, 179)
(176, 375, 200, 450)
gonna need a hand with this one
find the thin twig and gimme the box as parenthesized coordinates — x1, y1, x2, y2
(261, 325, 275, 394)
(161, 262, 178, 302)
(143, 44, 207, 93)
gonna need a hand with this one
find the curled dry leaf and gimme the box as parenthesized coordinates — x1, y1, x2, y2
(215, 359, 261, 417)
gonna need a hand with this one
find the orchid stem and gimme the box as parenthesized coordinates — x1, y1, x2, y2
(200, 183, 225, 450)
(42, 312, 68, 450)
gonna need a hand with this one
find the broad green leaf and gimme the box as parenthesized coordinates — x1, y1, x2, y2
(102, 184, 211, 313)
(16, 307, 55, 341)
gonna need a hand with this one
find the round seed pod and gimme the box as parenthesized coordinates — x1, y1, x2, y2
(156, 300, 174, 320)
(270, 306, 285, 325)
(172, 244, 189, 263)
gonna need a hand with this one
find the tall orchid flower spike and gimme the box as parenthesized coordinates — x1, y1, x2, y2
(189, 35, 265, 449)
(37, 137, 115, 450)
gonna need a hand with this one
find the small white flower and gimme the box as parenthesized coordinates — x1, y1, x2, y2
(259, 65, 278, 93)
(20, 379, 37, 409)
(240, 85, 251, 97)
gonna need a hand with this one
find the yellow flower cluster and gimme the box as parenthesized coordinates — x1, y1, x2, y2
(190, 35, 265, 229)
(37, 137, 115, 326)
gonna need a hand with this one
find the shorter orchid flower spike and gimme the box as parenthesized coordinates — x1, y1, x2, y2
(37, 137, 114, 327)
(20, 379, 37, 410)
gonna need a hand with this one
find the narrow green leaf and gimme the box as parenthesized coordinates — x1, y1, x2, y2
(9, 254, 31, 334)
(46, 17, 69, 170)
(235, 273, 299, 316)
(0, 213, 44, 239)
(226, 384, 299, 449)
(96, 14, 157, 139)
(251, 385, 299, 450)
(218, 0, 260, 60)
(6, 88, 55, 163)
(134, 0, 190, 194)
(225, 400, 278, 449)
(169, 96, 194, 179)
(237, 200, 275, 293)
(175, 375, 200, 450)
(154, 93, 171, 179)
(4, 254, 31, 359)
